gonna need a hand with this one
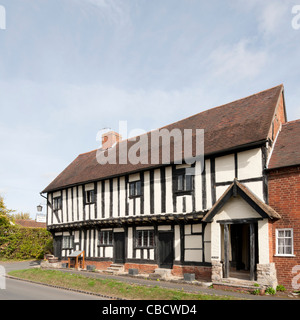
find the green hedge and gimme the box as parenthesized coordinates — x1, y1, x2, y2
(0, 216, 53, 260)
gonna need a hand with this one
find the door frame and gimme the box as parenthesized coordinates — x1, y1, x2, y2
(221, 220, 258, 280)
(113, 232, 126, 264)
(158, 231, 174, 269)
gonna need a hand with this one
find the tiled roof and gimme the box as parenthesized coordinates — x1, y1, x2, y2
(268, 119, 300, 169)
(14, 219, 46, 228)
(42, 85, 284, 193)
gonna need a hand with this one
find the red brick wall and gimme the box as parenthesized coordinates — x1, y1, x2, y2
(268, 166, 300, 290)
(267, 91, 286, 142)
(172, 265, 212, 281)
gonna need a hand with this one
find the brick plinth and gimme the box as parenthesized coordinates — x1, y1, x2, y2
(172, 265, 212, 281)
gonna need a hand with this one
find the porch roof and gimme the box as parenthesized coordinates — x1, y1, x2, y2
(202, 179, 281, 223)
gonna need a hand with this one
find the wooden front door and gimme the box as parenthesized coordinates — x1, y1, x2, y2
(53, 236, 62, 260)
(114, 232, 125, 264)
(158, 232, 174, 269)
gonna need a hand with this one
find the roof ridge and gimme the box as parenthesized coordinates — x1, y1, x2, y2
(282, 119, 300, 126)
(78, 84, 284, 157)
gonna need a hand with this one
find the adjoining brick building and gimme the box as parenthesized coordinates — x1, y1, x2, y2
(267, 120, 300, 291)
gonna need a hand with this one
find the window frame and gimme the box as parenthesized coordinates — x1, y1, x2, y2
(275, 228, 295, 257)
(129, 180, 142, 198)
(53, 196, 62, 211)
(135, 230, 155, 248)
(85, 189, 95, 204)
(174, 170, 193, 194)
(62, 235, 74, 250)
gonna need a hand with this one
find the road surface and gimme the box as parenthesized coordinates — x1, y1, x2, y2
(0, 260, 107, 300)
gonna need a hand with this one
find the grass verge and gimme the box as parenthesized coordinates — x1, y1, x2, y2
(8, 268, 240, 300)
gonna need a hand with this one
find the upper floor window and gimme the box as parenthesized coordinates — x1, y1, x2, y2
(85, 189, 95, 204)
(53, 196, 62, 211)
(129, 180, 142, 197)
(276, 228, 294, 256)
(175, 172, 193, 192)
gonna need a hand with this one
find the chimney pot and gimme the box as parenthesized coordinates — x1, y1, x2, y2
(102, 131, 122, 149)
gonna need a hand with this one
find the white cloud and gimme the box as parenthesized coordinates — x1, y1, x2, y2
(75, 0, 132, 26)
(208, 39, 267, 82)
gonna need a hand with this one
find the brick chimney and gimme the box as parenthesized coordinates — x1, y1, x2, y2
(102, 131, 122, 149)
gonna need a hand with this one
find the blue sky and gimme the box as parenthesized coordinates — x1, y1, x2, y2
(0, 0, 300, 218)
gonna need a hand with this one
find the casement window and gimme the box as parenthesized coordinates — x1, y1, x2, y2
(129, 180, 142, 197)
(62, 236, 74, 249)
(53, 196, 62, 211)
(85, 189, 95, 204)
(98, 231, 113, 246)
(175, 172, 193, 192)
(276, 229, 294, 256)
(136, 230, 155, 248)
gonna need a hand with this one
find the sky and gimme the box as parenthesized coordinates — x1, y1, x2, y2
(0, 0, 300, 219)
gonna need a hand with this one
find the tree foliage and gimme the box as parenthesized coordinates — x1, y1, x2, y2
(0, 195, 53, 259)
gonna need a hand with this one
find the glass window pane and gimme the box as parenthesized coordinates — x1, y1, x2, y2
(130, 183, 135, 196)
(285, 246, 292, 254)
(137, 231, 142, 247)
(143, 231, 148, 247)
(185, 175, 192, 190)
(278, 239, 285, 246)
(149, 231, 154, 246)
(285, 230, 291, 238)
(136, 181, 141, 196)
(278, 230, 284, 237)
(177, 175, 183, 191)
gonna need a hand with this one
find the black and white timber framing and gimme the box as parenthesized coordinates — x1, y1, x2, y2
(47, 144, 272, 274)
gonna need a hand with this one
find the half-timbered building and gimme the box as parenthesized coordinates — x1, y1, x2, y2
(42, 84, 288, 287)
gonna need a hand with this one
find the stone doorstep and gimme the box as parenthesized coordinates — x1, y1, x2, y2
(212, 278, 265, 294)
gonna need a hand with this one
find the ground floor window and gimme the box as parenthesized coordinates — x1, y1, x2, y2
(276, 228, 294, 256)
(136, 230, 155, 248)
(62, 235, 74, 249)
(98, 230, 113, 246)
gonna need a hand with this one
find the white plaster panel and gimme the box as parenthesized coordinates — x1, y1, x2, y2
(215, 154, 235, 182)
(158, 225, 171, 231)
(185, 235, 202, 248)
(174, 225, 180, 261)
(127, 228, 133, 259)
(185, 250, 202, 262)
(195, 160, 203, 211)
(184, 224, 191, 235)
(84, 183, 94, 191)
(213, 195, 261, 221)
(205, 159, 212, 209)
(165, 166, 173, 213)
(154, 169, 161, 214)
(216, 185, 230, 201)
(192, 224, 202, 233)
(129, 173, 140, 182)
(119, 177, 125, 217)
(237, 148, 262, 180)
(258, 219, 270, 264)
(143, 171, 150, 215)
(244, 181, 264, 202)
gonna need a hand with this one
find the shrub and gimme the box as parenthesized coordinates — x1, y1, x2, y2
(0, 223, 52, 260)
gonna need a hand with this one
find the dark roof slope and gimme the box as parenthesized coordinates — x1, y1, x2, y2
(268, 119, 300, 169)
(43, 85, 284, 193)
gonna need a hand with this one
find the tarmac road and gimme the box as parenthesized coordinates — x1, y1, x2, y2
(0, 260, 106, 300)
